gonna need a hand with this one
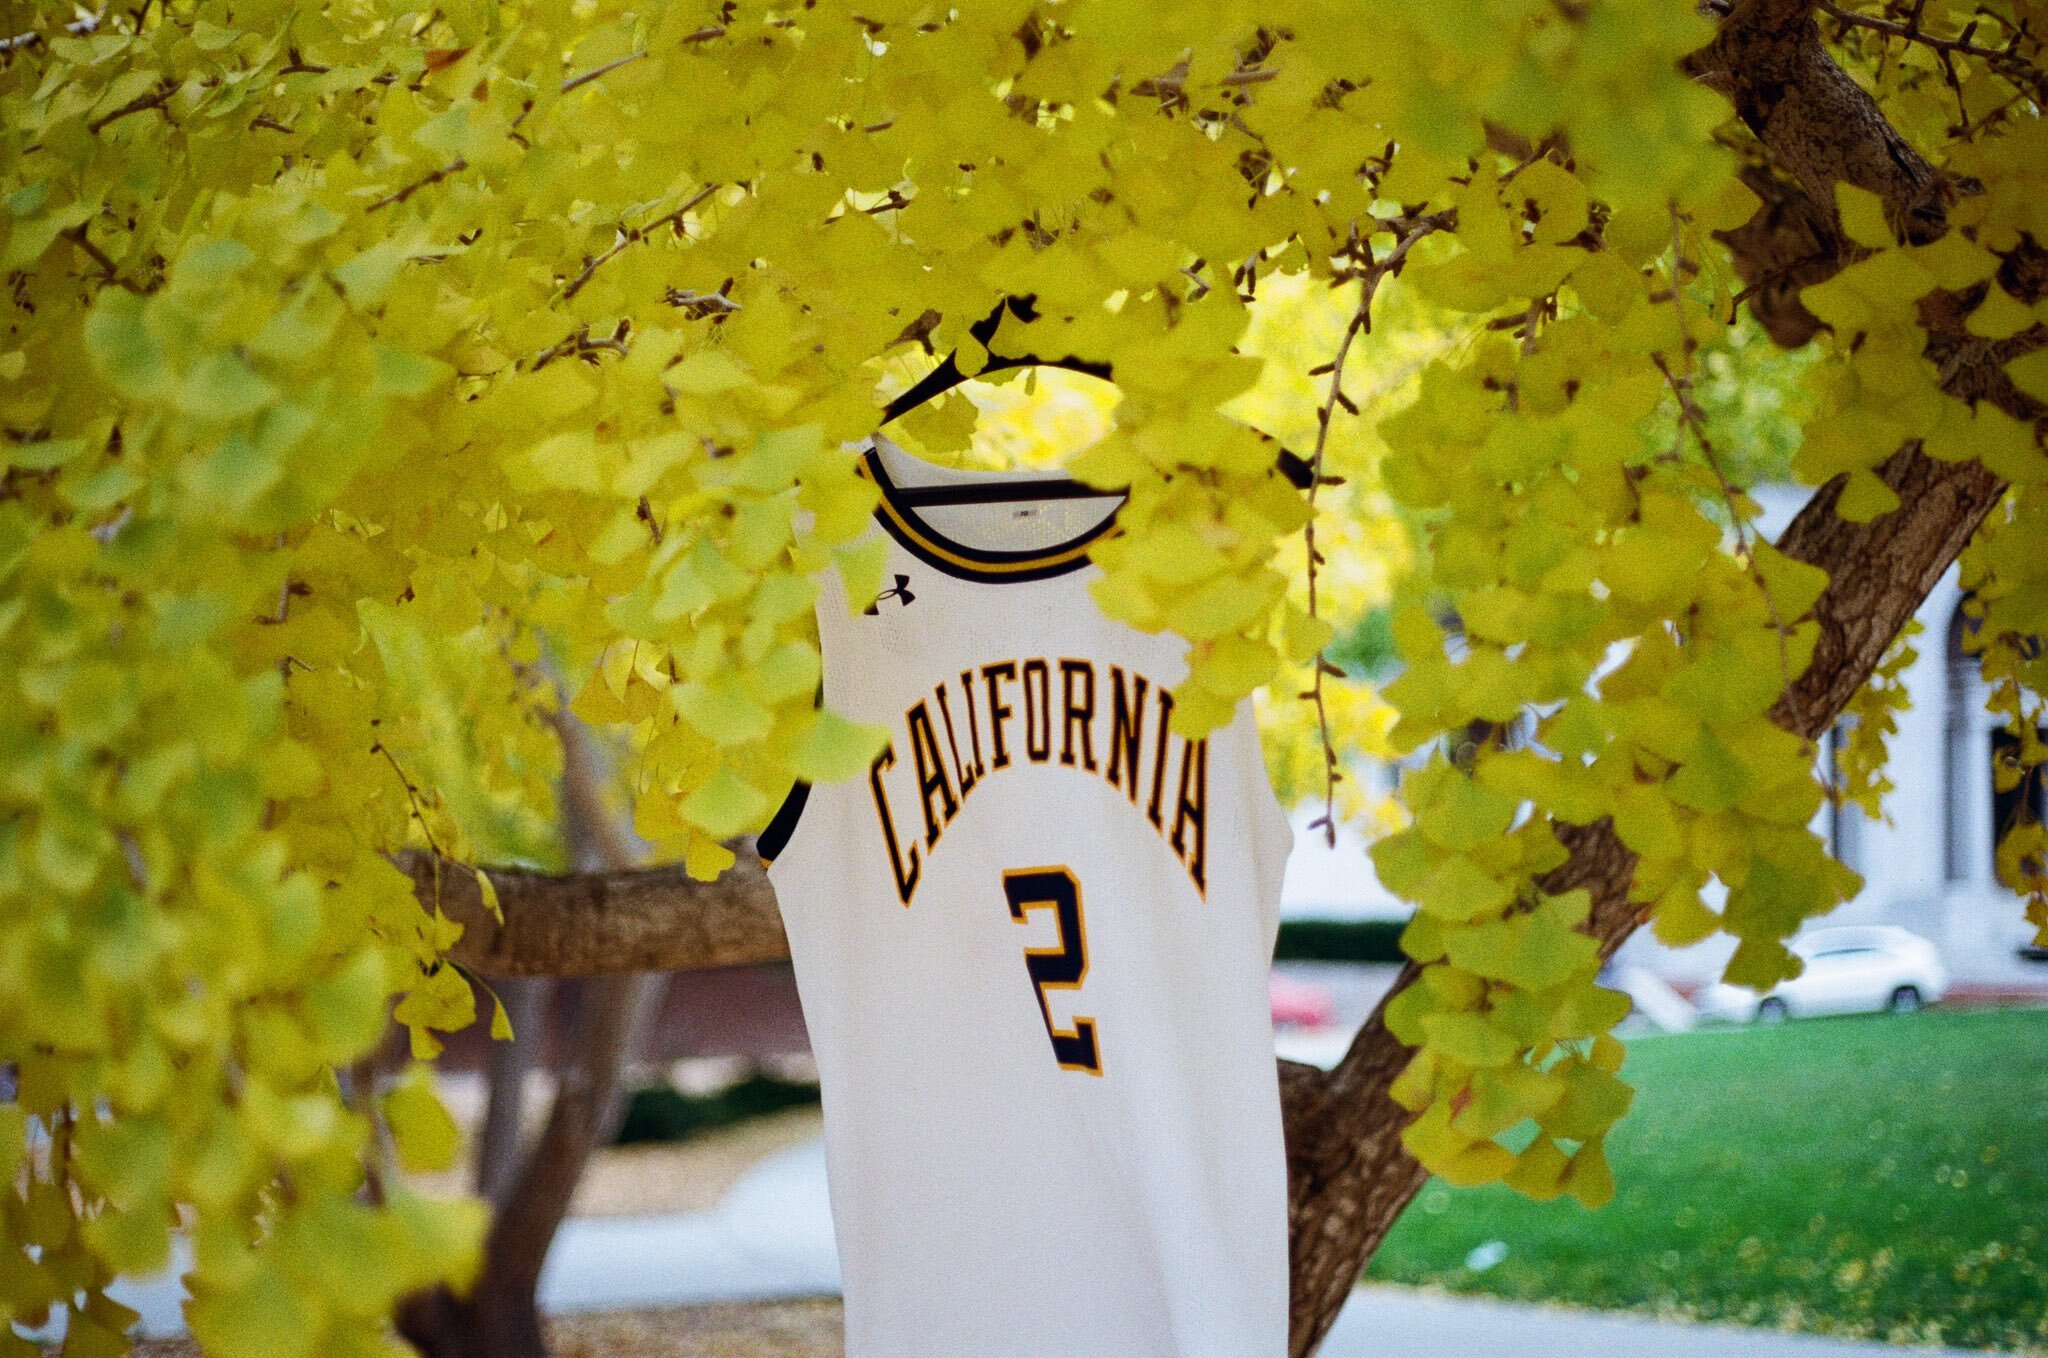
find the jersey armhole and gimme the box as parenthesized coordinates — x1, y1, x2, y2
(759, 670, 824, 873)
(756, 778, 811, 870)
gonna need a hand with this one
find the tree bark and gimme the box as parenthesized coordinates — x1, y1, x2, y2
(403, 849, 788, 978)
(472, 976, 551, 1204)
(398, 974, 661, 1358)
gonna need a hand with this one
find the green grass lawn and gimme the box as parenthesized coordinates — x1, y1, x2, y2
(1367, 1005, 2048, 1353)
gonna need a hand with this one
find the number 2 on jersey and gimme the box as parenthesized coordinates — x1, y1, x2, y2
(1000, 866, 1103, 1076)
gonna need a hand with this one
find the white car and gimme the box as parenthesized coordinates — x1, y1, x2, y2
(1698, 924, 1949, 1023)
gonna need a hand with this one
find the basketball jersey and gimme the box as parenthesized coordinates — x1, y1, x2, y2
(758, 433, 1295, 1358)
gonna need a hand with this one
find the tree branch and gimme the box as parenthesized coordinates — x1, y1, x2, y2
(406, 845, 787, 977)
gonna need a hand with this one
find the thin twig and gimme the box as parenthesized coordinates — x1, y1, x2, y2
(530, 321, 632, 370)
(368, 157, 466, 212)
(1818, 0, 2024, 61)
(371, 739, 449, 862)
(61, 223, 136, 290)
(1818, 0, 2047, 100)
(561, 48, 648, 95)
(88, 78, 175, 133)
(561, 184, 718, 301)
(664, 286, 742, 317)
(1301, 210, 1453, 846)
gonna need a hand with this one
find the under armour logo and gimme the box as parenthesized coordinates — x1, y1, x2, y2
(864, 574, 916, 614)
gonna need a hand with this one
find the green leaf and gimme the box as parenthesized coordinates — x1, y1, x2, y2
(1562, 1135, 1617, 1208)
(374, 345, 451, 398)
(679, 766, 772, 837)
(1666, 728, 1752, 813)
(473, 867, 502, 924)
(1447, 911, 1599, 989)
(1722, 934, 1801, 991)
(1612, 786, 1684, 860)
(1836, 468, 1901, 523)
(1750, 544, 1830, 621)
(672, 672, 774, 745)
(333, 241, 408, 308)
(2006, 346, 2048, 404)
(1506, 1133, 1571, 1200)
(381, 1064, 460, 1173)
(1370, 828, 1435, 896)
(1664, 636, 1786, 725)
(1420, 1011, 1522, 1067)
(1404, 1103, 1519, 1187)
(1451, 1063, 1564, 1139)
(1540, 1061, 1635, 1140)
(1834, 183, 1893, 249)
(1414, 766, 1519, 852)
(82, 291, 170, 401)
(792, 708, 890, 783)
(490, 993, 514, 1041)
(6, 437, 86, 472)
(183, 431, 280, 513)
(1412, 855, 1514, 923)
(187, 1258, 317, 1358)
(74, 1115, 171, 1210)
(1546, 978, 1634, 1039)
(386, 1189, 489, 1297)
(178, 346, 278, 419)
(303, 947, 390, 1062)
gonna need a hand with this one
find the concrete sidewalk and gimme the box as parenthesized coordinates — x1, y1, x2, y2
(28, 1137, 1989, 1358)
(1321, 1287, 1982, 1358)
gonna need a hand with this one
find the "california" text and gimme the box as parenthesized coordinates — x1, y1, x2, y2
(868, 657, 1209, 907)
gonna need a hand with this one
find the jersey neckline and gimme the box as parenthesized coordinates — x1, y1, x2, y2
(857, 437, 1127, 584)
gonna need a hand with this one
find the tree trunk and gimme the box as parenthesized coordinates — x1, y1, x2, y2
(473, 976, 552, 1205)
(398, 715, 666, 1358)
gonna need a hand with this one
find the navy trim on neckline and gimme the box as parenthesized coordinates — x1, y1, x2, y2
(859, 444, 1125, 584)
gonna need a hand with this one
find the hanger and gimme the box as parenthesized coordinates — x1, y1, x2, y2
(876, 295, 1317, 506)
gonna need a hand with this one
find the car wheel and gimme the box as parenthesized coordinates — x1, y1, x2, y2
(1887, 985, 1923, 1013)
(1756, 997, 1790, 1024)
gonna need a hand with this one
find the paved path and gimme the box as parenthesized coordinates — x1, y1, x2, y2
(537, 1139, 842, 1313)
(1322, 1287, 1983, 1358)
(26, 1137, 1989, 1357)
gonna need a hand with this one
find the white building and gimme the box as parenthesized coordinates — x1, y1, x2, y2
(1280, 483, 2048, 992)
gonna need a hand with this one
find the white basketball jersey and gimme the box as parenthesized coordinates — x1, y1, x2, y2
(759, 434, 1295, 1358)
